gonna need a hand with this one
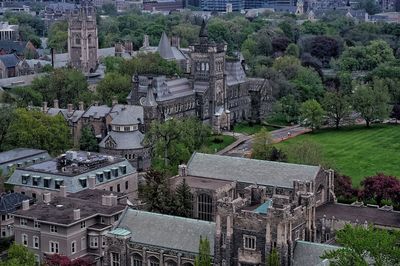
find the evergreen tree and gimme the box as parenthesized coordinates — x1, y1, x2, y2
(267, 248, 280, 266)
(79, 126, 99, 152)
(195, 237, 212, 266)
(174, 178, 192, 218)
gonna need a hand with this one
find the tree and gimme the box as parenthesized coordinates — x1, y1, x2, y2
(292, 67, 324, 101)
(2, 109, 72, 156)
(102, 3, 117, 16)
(322, 224, 400, 265)
(310, 36, 341, 67)
(322, 91, 351, 129)
(120, 53, 181, 77)
(79, 126, 99, 152)
(360, 173, 400, 206)
(391, 104, 400, 122)
(8, 87, 43, 107)
(334, 173, 358, 202)
(252, 127, 273, 160)
(300, 100, 325, 131)
(286, 140, 327, 167)
(0, 243, 35, 266)
(45, 254, 93, 266)
(267, 248, 280, 266)
(174, 178, 192, 218)
(194, 237, 212, 266)
(285, 43, 299, 58)
(96, 72, 131, 106)
(268, 146, 288, 162)
(357, 0, 381, 15)
(352, 80, 390, 127)
(139, 169, 175, 214)
(0, 106, 15, 151)
(47, 21, 68, 53)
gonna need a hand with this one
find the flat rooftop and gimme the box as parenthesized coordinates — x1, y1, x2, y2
(23, 151, 124, 176)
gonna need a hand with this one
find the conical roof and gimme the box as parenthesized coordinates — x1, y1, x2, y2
(157, 32, 174, 60)
(199, 19, 208, 38)
(141, 84, 158, 107)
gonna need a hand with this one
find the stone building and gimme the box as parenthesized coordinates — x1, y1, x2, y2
(6, 150, 139, 202)
(12, 189, 127, 265)
(0, 22, 18, 41)
(68, 0, 98, 74)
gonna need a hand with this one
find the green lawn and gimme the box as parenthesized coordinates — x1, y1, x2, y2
(233, 122, 279, 135)
(204, 135, 236, 153)
(277, 124, 400, 187)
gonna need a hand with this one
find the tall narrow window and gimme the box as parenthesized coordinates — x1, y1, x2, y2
(22, 234, 28, 246)
(243, 235, 256, 250)
(131, 254, 143, 266)
(198, 193, 213, 221)
(33, 236, 39, 249)
(111, 252, 120, 266)
(71, 241, 76, 254)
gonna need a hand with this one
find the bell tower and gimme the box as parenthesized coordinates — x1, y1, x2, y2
(68, 0, 98, 74)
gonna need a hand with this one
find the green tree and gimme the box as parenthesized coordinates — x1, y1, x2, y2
(120, 53, 181, 77)
(102, 3, 117, 16)
(9, 87, 43, 107)
(322, 91, 351, 129)
(322, 224, 400, 265)
(47, 21, 68, 53)
(31, 68, 90, 107)
(97, 72, 131, 106)
(267, 248, 280, 266)
(139, 169, 175, 214)
(2, 109, 72, 156)
(0, 243, 35, 266)
(252, 127, 273, 160)
(0, 106, 15, 151)
(352, 79, 390, 127)
(286, 140, 327, 167)
(174, 178, 192, 218)
(79, 126, 99, 152)
(357, 0, 381, 15)
(300, 99, 325, 131)
(285, 43, 299, 57)
(194, 237, 212, 266)
(292, 67, 324, 101)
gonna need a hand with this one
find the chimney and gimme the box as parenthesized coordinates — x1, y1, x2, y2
(60, 185, 67, 197)
(102, 194, 111, 206)
(79, 101, 84, 111)
(67, 103, 73, 113)
(110, 194, 118, 206)
(112, 98, 118, 106)
(42, 101, 48, 112)
(143, 34, 149, 48)
(22, 199, 30, 211)
(178, 164, 187, 177)
(43, 192, 51, 203)
(53, 99, 59, 109)
(73, 209, 81, 220)
(115, 42, 123, 57)
(88, 176, 96, 189)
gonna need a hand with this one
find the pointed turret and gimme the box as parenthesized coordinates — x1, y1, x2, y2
(199, 19, 208, 44)
(142, 80, 158, 107)
(157, 32, 174, 60)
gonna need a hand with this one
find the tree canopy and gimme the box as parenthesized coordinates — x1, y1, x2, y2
(0, 243, 36, 266)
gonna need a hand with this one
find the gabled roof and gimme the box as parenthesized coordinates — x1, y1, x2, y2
(113, 208, 215, 255)
(99, 131, 144, 150)
(0, 192, 31, 215)
(157, 32, 175, 60)
(109, 105, 144, 126)
(187, 153, 321, 188)
(0, 41, 28, 54)
(0, 54, 19, 68)
(293, 241, 339, 266)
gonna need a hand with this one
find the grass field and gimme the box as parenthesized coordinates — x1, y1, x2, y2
(277, 124, 400, 186)
(204, 135, 236, 153)
(233, 122, 280, 135)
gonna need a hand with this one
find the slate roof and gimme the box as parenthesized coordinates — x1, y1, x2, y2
(0, 54, 19, 68)
(0, 73, 46, 89)
(225, 60, 246, 86)
(113, 208, 216, 254)
(293, 241, 339, 266)
(187, 153, 321, 188)
(157, 78, 194, 101)
(109, 105, 144, 125)
(158, 32, 175, 60)
(99, 131, 145, 150)
(0, 41, 27, 54)
(0, 148, 48, 165)
(46, 108, 85, 123)
(0, 193, 31, 215)
(316, 203, 400, 228)
(82, 105, 111, 119)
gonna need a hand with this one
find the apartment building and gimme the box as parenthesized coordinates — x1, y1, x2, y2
(13, 189, 126, 265)
(6, 151, 139, 202)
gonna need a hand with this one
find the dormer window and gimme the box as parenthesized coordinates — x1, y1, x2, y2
(32, 176, 41, 186)
(44, 177, 52, 188)
(119, 165, 126, 175)
(104, 170, 111, 180)
(54, 179, 63, 189)
(21, 174, 30, 184)
(96, 172, 104, 182)
(124, 126, 131, 131)
(111, 168, 118, 177)
(79, 177, 87, 188)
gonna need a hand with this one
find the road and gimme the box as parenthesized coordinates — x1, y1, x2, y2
(222, 125, 310, 158)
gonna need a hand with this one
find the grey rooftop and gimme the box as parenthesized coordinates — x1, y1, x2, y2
(0, 148, 48, 165)
(0, 192, 31, 215)
(114, 208, 216, 255)
(187, 153, 321, 188)
(293, 241, 339, 266)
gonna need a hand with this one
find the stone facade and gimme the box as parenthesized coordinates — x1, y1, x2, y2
(68, 0, 98, 74)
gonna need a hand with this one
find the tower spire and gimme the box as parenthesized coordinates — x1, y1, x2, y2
(199, 19, 208, 44)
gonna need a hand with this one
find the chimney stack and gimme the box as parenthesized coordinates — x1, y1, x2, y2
(110, 194, 118, 206)
(178, 164, 187, 177)
(79, 101, 84, 111)
(67, 103, 73, 113)
(143, 34, 149, 48)
(22, 199, 30, 211)
(43, 192, 51, 203)
(88, 176, 96, 189)
(53, 99, 59, 109)
(102, 194, 111, 206)
(42, 101, 48, 112)
(60, 185, 67, 197)
(73, 209, 81, 220)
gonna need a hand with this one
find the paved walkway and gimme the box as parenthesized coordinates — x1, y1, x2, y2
(219, 125, 311, 157)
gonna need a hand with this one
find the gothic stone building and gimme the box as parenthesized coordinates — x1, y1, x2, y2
(68, 0, 98, 74)
(128, 21, 274, 132)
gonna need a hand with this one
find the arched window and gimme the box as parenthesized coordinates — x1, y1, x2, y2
(198, 193, 213, 221)
(164, 260, 177, 266)
(201, 62, 205, 71)
(148, 256, 159, 266)
(131, 254, 143, 266)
